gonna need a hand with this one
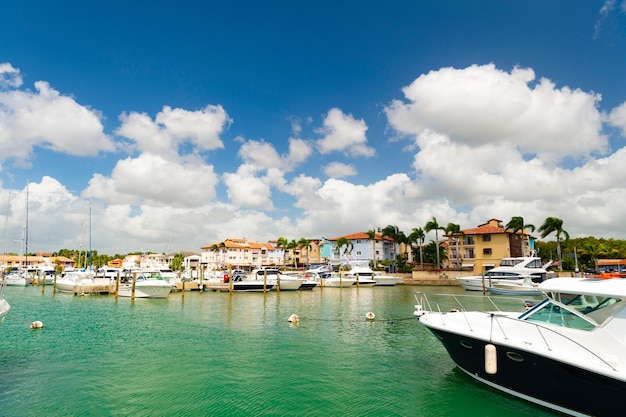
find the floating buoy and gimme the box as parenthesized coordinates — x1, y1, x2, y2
(288, 314, 299, 323)
(365, 312, 376, 321)
(485, 343, 497, 374)
(30, 320, 44, 330)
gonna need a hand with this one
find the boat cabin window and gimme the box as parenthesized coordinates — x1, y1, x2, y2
(525, 293, 621, 330)
(525, 301, 596, 331)
(499, 259, 524, 267)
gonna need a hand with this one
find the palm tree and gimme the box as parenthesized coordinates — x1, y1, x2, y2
(505, 216, 535, 256)
(335, 237, 354, 264)
(287, 239, 298, 268)
(444, 223, 462, 269)
(408, 227, 426, 270)
(210, 241, 225, 269)
(382, 225, 401, 271)
(297, 238, 312, 268)
(276, 236, 289, 267)
(425, 217, 445, 269)
(538, 217, 570, 272)
(366, 229, 377, 268)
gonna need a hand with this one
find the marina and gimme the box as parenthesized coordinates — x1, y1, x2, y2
(0, 284, 556, 417)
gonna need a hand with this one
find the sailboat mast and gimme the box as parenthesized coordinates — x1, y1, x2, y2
(88, 203, 92, 270)
(25, 181, 28, 271)
(2, 193, 10, 272)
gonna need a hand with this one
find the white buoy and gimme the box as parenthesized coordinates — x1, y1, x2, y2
(485, 343, 497, 374)
(288, 314, 299, 323)
(30, 320, 44, 330)
(365, 312, 375, 321)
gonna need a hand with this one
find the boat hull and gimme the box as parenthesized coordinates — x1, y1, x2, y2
(232, 282, 275, 292)
(0, 299, 9, 324)
(425, 326, 626, 417)
(323, 278, 357, 288)
(118, 283, 173, 298)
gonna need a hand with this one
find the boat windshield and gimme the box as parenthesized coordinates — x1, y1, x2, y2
(523, 293, 621, 330)
(499, 259, 524, 267)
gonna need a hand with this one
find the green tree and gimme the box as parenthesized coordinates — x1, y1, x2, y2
(505, 216, 536, 256)
(335, 237, 353, 261)
(382, 225, 401, 271)
(408, 227, 426, 270)
(170, 253, 184, 272)
(366, 229, 377, 268)
(297, 238, 312, 268)
(444, 222, 462, 269)
(538, 217, 569, 272)
(276, 237, 289, 267)
(425, 217, 445, 269)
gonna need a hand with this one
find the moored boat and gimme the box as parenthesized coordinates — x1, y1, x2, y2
(415, 278, 626, 416)
(322, 272, 357, 288)
(455, 256, 554, 291)
(118, 271, 173, 298)
(0, 279, 9, 324)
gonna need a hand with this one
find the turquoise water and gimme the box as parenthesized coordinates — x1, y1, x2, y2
(1, 285, 556, 417)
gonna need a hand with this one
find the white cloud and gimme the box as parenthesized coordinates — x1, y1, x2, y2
(223, 164, 274, 209)
(315, 108, 375, 157)
(323, 162, 357, 178)
(116, 105, 230, 157)
(385, 64, 607, 164)
(82, 153, 219, 207)
(238, 137, 312, 171)
(0, 63, 23, 89)
(0, 69, 115, 161)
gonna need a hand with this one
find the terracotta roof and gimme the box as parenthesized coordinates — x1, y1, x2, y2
(462, 225, 506, 235)
(327, 232, 394, 241)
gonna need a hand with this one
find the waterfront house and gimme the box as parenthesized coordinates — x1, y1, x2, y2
(445, 218, 535, 273)
(201, 238, 280, 270)
(326, 232, 397, 267)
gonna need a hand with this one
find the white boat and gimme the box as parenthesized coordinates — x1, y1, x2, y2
(372, 271, 403, 286)
(415, 278, 626, 416)
(487, 278, 543, 296)
(455, 256, 554, 291)
(4, 271, 29, 286)
(249, 268, 302, 291)
(345, 262, 377, 286)
(0, 279, 10, 324)
(322, 272, 357, 288)
(55, 270, 104, 293)
(118, 271, 173, 298)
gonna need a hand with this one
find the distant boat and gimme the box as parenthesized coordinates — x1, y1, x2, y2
(345, 262, 377, 286)
(118, 271, 173, 298)
(372, 271, 403, 286)
(55, 270, 102, 293)
(322, 272, 357, 288)
(487, 279, 543, 296)
(455, 256, 554, 291)
(4, 270, 29, 286)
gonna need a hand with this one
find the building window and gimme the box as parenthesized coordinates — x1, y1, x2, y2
(465, 249, 475, 259)
(482, 235, 491, 241)
(483, 248, 492, 255)
(464, 236, 474, 245)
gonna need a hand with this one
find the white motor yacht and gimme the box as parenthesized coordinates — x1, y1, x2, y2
(118, 271, 173, 298)
(415, 278, 626, 416)
(455, 256, 554, 291)
(0, 279, 10, 324)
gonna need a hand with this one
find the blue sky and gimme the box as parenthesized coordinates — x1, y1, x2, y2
(1, 0, 626, 256)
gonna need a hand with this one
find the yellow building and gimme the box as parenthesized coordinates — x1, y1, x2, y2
(447, 219, 533, 273)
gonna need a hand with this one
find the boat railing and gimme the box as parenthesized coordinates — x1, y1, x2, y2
(414, 292, 619, 372)
(414, 292, 533, 315)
